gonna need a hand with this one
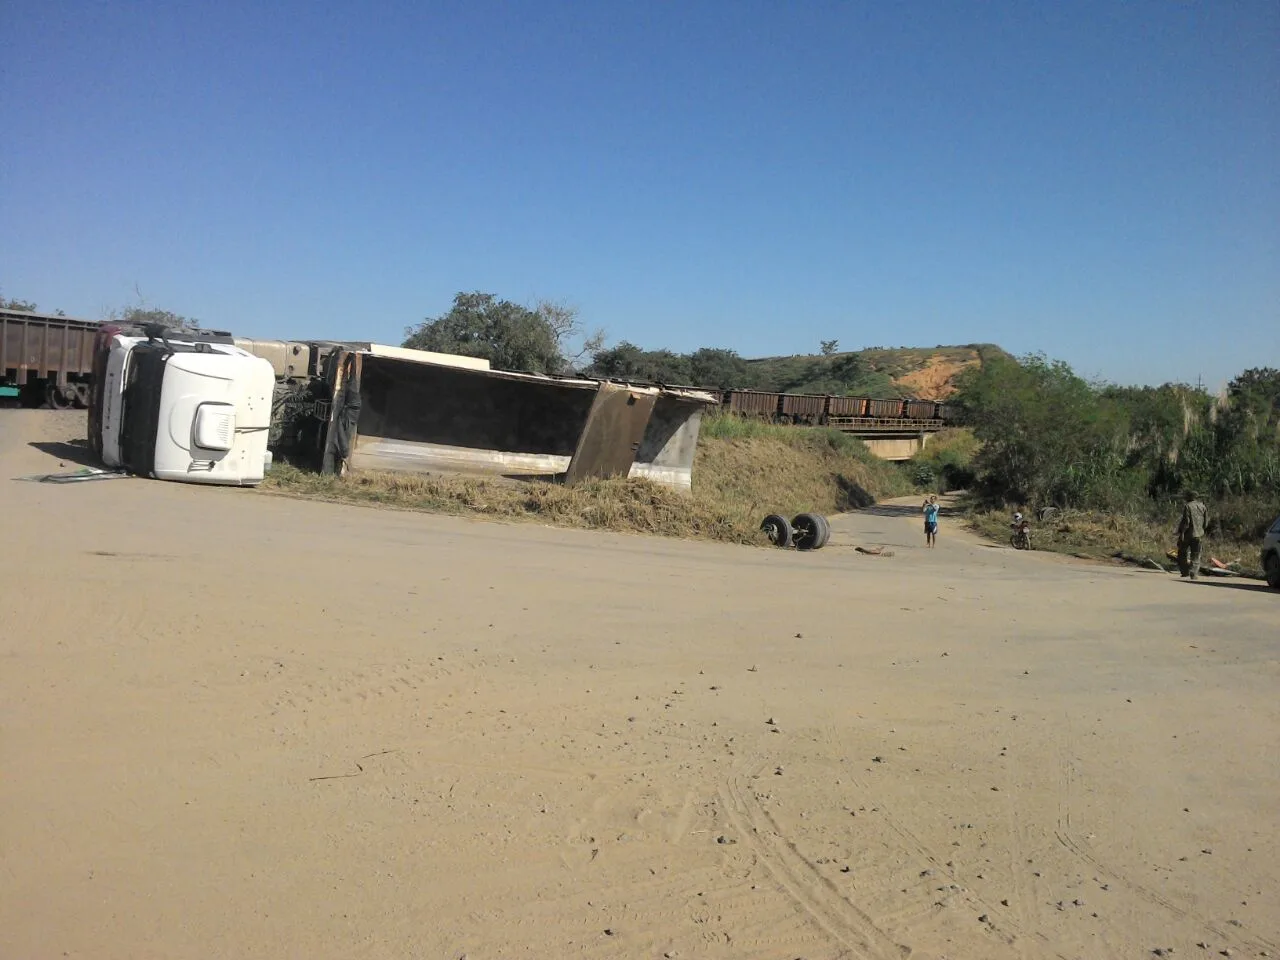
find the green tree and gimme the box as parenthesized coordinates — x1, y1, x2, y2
(688, 347, 753, 388)
(1199, 368, 1280, 497)
(1226, 367, 1280, 432)
(403, 292, 565, 374)
(957, 353, 1129, 506)
(587, 342, 693, 383)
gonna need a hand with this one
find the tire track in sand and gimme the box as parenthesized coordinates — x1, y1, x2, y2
(832, 753, 1068, 959)
(719, 759, 912, 960)
(1052, 741, 1278, 955)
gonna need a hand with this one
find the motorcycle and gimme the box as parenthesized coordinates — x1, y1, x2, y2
(1010, 519, 1032, 550)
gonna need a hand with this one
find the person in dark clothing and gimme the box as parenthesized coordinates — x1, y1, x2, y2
(1176, 490, 1208, 580)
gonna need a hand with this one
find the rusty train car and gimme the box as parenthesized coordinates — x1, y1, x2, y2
(720, 388, 960, 427)
(1, 308, 102, 407)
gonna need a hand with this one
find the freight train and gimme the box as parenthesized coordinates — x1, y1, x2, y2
(717, 389, 960, 427)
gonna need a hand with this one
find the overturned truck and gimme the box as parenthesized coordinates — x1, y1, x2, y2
(85, 324, 716, 491)
(268, 344, 718, 492)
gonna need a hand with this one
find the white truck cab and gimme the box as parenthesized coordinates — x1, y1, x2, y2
(94, 329, 275, 485)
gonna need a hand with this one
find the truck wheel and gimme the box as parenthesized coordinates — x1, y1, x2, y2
(1266, 553, 1280, 590)
(45, 381, 73, 410)
(760, 514, 792, 548)
(791, 513, 825, 551)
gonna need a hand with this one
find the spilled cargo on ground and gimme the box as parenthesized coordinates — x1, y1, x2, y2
(293, 346, 718, 492)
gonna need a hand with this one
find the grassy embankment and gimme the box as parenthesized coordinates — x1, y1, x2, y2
(259, 412, 912, 544)
(963, 500, 1267, 577)
(903, 428, 1269, 576)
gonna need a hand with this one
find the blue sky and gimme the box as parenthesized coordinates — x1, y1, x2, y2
(2, 1, 1275, 389)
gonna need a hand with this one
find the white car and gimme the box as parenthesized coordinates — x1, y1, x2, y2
(1263, 516, 1280, 590)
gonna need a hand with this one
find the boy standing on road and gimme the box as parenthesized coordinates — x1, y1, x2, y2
(923, 495, 940, 548)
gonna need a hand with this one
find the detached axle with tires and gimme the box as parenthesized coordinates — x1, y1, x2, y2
(760, 513, 831, 551)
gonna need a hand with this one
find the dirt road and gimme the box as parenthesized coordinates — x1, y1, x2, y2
(2, 410, 1277, 960)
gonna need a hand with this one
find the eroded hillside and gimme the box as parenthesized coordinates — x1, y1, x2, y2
(744, 343, 1008, 399)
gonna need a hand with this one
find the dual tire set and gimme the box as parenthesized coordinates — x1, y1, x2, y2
(760, 513, 831, 551)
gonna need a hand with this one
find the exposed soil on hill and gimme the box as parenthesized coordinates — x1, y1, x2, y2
(892, 353, 981, 398)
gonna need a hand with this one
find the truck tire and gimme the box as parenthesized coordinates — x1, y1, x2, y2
(1266, 552, 1280, 590)
(45, 381, 74, 410)
(760, 514, 792, 548)
(791, 513, 826, 551)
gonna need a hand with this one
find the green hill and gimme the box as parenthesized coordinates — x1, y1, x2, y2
(585, 341, 1010, 399)
(742, 343, 1010, 399)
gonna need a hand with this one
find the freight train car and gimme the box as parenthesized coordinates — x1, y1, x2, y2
(827, 395, 869, 418)
(778, 393, 826, 425)
(865, 398, 904, 418)
(1, 309, 101, 408)
(725, 389, 782, 418)
(903, 399, 938, 420)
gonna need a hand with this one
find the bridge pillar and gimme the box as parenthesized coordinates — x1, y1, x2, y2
(860, 434, 929, 461)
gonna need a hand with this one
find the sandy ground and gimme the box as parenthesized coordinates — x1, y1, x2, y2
(1, 410, 1277, 960)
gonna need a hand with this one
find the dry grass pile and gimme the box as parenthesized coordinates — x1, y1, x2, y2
(262, 464, 749, 541)
(261, 413, 911, 544)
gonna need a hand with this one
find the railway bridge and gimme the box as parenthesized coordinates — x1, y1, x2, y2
(717, 389, 959, 461)
(826, 416, 944, 461)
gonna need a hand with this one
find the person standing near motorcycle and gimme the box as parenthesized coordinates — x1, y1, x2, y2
(922, 495, 940, 548)
(1176, 490, 1208, 580)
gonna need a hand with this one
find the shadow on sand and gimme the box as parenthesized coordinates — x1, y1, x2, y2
(1177, 577, 1274, 594)
(29, 440, 101, 468)
(834, 476, 876, 510)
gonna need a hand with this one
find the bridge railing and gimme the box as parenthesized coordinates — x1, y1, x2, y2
(826, 416, 945, 432)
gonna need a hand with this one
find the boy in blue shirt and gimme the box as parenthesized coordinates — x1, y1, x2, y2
(923, 495, 939, 548)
